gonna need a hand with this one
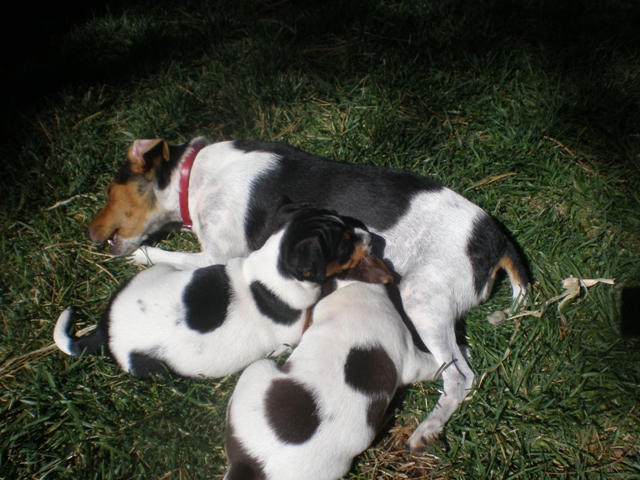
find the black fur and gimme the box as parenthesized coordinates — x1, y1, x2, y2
(183, 264, 232, 333)
(157, 143, 188, 190)
(264, 378, 320, 445)
(64, 277, 135, 357)
(276, 207, 367, 283)
(249, 281, 302, 326)
(466, 214, 509, 296)
(129, 351, 173, 377)
(239, 140, 443, 251)
(225, 424, 267, 480)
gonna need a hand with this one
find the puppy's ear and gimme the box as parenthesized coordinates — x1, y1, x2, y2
(292, 236, 326, 283)
(129, 139, 170, 173)
(342, 255, 394, 285)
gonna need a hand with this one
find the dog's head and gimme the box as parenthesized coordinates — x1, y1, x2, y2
(85, 139, 179, 256)
(277, 205, 373, 283)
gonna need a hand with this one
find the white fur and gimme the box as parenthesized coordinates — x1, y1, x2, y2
(120, 139, 527, 449)
(225, 281, 441, 480)
(57, 225, 371, 378)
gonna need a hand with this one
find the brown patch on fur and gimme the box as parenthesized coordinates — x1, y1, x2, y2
(87, 181, 155, 245)
(342, 255, 394, 285)
(265, 378, 320, 444)
(325, 243, 370, 277)
(302, 308, 313, 334)
(492, 254, 523, 288)
(225, 422, 267, 480)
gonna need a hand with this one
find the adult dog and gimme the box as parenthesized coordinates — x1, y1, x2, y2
(224, 259, 441, 480)
(85, 137, 529, 451)
(55, 205, 373, 378)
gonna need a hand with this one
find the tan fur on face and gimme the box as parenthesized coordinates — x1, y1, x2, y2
(86, 182, 155, 244)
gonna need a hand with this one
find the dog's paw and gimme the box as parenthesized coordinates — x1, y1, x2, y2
(406, 428, 448, 455)
(127, 246, 153, 266)
(486, 309, 508, 326)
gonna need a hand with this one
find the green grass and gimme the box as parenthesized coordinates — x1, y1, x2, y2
(2, 0, 640, 478)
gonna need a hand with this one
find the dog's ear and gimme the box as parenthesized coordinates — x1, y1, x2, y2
(129, 139, 170, 173)
(342, 255, 394, 285)
(291, 236, 327, 283)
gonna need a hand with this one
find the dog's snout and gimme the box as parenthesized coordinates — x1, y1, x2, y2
(84, 227, 92, 242)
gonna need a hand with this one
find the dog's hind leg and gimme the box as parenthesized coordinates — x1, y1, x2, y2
(399, 279, 475, 453)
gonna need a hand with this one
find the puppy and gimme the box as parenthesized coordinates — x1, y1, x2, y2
(83, 138, 529, 449)
(54, 205, 372, 378)
(224, 258, 442, 480)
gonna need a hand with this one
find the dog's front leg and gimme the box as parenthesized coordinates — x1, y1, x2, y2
(128, 246, 209, 269)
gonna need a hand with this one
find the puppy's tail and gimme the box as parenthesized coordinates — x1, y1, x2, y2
(54, 308, 108, 356)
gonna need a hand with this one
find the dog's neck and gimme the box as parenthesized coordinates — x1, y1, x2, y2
(178, 143, 206, 230)
(154, 137, 209, 228)
(241, 230, 322, 310)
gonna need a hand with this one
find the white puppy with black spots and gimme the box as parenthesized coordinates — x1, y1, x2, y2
(224, 257, 443, 480)
(54, 205, 372, 378)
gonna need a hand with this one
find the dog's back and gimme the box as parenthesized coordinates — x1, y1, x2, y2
(225, 281, 440, 480)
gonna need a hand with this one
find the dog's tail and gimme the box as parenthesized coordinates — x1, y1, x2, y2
(54, 308, 108, 356)
(486, 242, 530, 325)
(500, 241, 529, 302)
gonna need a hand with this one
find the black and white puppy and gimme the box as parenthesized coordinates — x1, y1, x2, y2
(224, 258, 441, 480)
(54, 205, 372, 378)
(84, 138, 529, 450)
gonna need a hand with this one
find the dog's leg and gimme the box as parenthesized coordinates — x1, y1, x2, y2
(128, 246, 209, 269)
(400, 282, 475, 453)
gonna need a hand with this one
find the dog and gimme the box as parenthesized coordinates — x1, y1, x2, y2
(84, 137, 529, 450)
(54, 205, 374, 378)
(224, 257, 442, 480)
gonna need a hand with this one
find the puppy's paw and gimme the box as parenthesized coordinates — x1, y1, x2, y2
(127, 246, 154, 266)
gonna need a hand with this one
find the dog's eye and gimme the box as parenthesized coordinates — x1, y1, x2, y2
(343, 231, 351, 240)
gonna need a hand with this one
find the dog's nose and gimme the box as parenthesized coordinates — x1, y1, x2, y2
(84, 228, 93, 242)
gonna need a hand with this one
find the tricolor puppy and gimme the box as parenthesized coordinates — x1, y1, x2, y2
(83, 138, 529, 450)
(224, 258, 441, 480)
(54, 205, 372, 378)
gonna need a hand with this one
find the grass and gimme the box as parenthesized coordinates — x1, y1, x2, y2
(1, 0, 640, 478)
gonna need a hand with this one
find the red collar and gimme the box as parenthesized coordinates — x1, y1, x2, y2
(179, 144, 204, 230)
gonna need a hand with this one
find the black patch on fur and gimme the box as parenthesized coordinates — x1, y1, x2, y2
(367, 396, 390, 430)
(183, 265, 232, 333)
(156, 143, 188, 190)
(466, 214, 509, 296)
(344, 345, 397, 397)
(225, 422, 267, 480)
(250, 281, 302, 325)
(265, 378, 320, 444)
(66, 276, 136, 358)
(276, 206, 365, 283)
(237, 140, 443, 251)
(129, 351, 173, 377)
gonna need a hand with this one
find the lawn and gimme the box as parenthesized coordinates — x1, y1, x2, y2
(1, 0, 639, 478)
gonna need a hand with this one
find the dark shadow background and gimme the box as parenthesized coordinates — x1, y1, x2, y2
(3, 0, 640, 141)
